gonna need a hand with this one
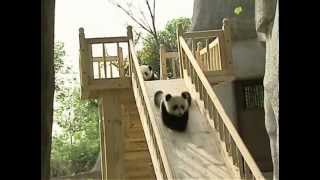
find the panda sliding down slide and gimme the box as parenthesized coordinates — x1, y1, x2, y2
(154, 90, 192, 132)
(139, 64, 192, 131)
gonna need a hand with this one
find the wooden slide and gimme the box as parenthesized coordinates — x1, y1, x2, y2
(143, 78, 235, 179)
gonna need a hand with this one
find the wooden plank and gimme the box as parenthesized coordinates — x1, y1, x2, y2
(179, 37, 265, 180)
(206, 39, 211, 70)
(160, 45, 167, 80)
(125, 151, 152, 161)
(176, 23, 184, 78)
(118, 45, 124, 78)
(244, 162, 252, 179)
(195, 42, 201, 69)
(78, 28, 90, 99)
(165, 51, 178, 59)
(208, 37, 219, 49)
(183, 30, 223, 39)
(199, 47, 207, 55)
(92, 56, 118, 62)
(87, 43, 94, 80)
(125, 141, 149, 152)
(97, 61, 101, 79)
(102, 43, 107, 78)
(98, 100, 107, 180)
(101, 91, 125, 179)
(87, 36, 129, 44)
(171, 58, 177, 78)
(88, 78, 131, 91)
(231, 138, 237, 166)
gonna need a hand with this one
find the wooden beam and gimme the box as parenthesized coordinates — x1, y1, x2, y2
(98, 100, 107, 180)
(176, 23, 184, 78)
(165, 52, 178, 59)
(88, 78, 131, 91)
(160, 45, 167, 80)
(118, 46, 124, 78)
(100, 90, 125, 179)
(183, 30, 223, 39)
(41, 0, 55, 178)
(92, 56, 119, 62)
(87, 36, 129, 44)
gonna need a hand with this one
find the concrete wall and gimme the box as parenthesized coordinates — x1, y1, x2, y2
(211, 81, 238, 127)
(232, 39, 266, 79)
(211, 38, 265, 128)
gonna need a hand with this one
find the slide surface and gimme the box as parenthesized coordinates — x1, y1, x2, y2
(144, 79, 234, 179)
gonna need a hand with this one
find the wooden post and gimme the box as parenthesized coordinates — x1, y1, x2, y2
(98, 100, 107, 180)
(79, 28, 89, 98)
(171, 57, 177, 78)
(102, 43, 107, 78)
(160, 44, 167, 80)
(222, 18, 233, 74)
(87, 43, 94, 80)
(100, 90, 125, 180)
(205, 39, 211, 71)
(118, 46, 124, 78)
(127, 26, 133, 73)
(176, 23, 183, 78)
(127, 25, 133, 40)
(196, 42, 203, 70)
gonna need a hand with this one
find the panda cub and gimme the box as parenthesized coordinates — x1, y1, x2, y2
(140, 65, 159, 81)
(154, 90, 192, 132)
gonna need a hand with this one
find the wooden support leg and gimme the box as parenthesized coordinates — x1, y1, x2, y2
(100, 90, 125, 180)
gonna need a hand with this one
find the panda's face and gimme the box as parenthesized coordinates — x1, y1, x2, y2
(164, 94, 189, 117)
(140, 65, 153, 80)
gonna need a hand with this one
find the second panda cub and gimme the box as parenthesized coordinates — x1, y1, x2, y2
(154, 90, 192, 132)
(140, 65, 159, 81)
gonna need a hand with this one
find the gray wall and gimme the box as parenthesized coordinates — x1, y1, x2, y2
(211, 81, 237, 127)
(232, 38, 265, 79)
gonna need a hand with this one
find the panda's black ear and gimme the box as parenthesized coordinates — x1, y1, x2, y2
(148, 65, 152, 71)
(165, 94, 172, 101)
(181, 92, 190, 99)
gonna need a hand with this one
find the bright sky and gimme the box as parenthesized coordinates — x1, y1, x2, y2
(54, 0, 194, 75)
(53, 0, 194, 135)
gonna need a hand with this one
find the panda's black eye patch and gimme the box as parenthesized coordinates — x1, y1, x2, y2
(144, 72, 148, 76)
(173, 105, 178, 110)
(180, 105, 184, 110)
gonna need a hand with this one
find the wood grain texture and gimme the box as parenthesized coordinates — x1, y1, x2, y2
(144, 79, 234, 179)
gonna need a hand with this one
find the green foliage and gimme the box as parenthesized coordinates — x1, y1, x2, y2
(137, 17, 191, 73)
(234, 6, 243, 15)
(51, 42, 100, 177)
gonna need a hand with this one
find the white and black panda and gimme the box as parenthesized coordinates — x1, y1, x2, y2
(154, 90, 192, 132)
(140, 65, 159, 81)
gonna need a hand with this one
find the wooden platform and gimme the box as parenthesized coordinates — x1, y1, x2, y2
(144, 79, 234, 179)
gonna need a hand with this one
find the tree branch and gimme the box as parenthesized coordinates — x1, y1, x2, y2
(116, 3, 154, 34)
(145, 0, 159, 47)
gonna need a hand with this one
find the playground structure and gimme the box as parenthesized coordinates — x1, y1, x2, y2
(78, 18, 269, 179)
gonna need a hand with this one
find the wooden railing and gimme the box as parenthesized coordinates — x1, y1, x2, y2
(177, 19, 233, 79)
(127, 26, 173, 180)
(159, 45, 179, 80)
(177, 19, 265, 180)
(78, 28, 130, 99)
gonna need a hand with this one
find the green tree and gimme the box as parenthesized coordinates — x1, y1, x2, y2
(137, 17, 191, 73)
(51, 42, 100, 177)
